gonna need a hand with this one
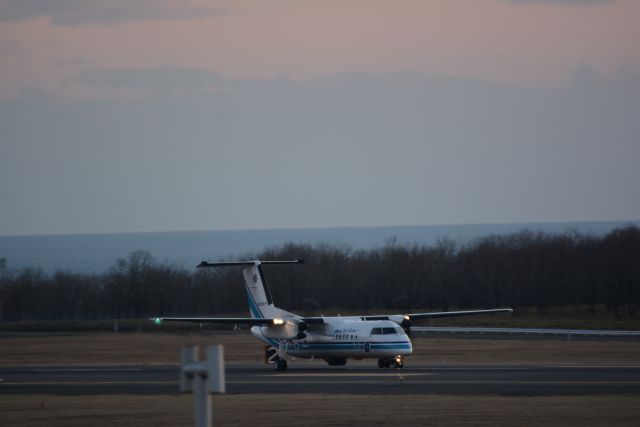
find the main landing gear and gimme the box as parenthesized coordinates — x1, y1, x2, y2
(274, 357, 288, 371)
(273, 340, 289, 371)
(378, 356, 404, 369)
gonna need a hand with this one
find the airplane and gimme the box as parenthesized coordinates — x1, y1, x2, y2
(152, 259, 513, 371)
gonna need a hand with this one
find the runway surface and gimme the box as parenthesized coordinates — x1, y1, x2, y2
(3, 363, 640, 395)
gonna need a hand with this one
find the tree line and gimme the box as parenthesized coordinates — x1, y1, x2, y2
(1, 226, 639, 321)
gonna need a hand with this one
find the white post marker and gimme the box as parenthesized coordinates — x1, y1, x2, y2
(180, 345, 226, 427)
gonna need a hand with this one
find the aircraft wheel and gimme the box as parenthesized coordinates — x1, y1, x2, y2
(275, 359, 287, 371)
(377, 358, 384, 369)
(392, 357, 404, 369)
(281, 359, 288, 371)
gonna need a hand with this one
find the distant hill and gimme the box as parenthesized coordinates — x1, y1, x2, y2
(1, 221, 638, 274)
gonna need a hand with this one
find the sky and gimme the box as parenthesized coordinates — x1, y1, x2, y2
(0, 0, 639, 235)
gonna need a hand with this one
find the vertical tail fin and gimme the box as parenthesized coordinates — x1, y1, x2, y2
(197, 259, 303, 319)
(242, 262, 273, 318)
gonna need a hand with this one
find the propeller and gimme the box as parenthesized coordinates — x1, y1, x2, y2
(297, 321, 308, 339)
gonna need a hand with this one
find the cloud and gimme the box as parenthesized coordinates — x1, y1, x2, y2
(0, 0, 228, 26)
(507, 0, 614, 5)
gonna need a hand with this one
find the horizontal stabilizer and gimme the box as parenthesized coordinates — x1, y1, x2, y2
(197, 259, 304, 268)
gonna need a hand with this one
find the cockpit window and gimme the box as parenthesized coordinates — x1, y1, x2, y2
(371, 327, 398, 335)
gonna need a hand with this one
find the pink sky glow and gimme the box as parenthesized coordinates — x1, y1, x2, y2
(1, 0, 639, 99)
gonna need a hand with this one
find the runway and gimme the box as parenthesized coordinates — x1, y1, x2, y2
(3, 363, 640, 395)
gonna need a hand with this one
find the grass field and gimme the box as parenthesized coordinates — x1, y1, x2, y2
(2, 331, 640, 366)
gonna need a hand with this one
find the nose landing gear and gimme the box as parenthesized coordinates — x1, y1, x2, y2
(377, 356, 404, 369)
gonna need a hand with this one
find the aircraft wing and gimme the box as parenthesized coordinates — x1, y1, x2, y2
(152, 317, 274, 325)
(362, 308, 513, 324)
(151, 309, 512, 326)
(411, 326, 640, 338)
(402, 308, 513, 320)
(151, 316, 325, 325)
(361, 308, 513, 328)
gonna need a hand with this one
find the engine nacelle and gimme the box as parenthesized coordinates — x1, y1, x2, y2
(260, 320, 298, 340)
(389, 314, 412, 329)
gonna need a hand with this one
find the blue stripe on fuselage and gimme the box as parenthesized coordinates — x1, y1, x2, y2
(296, 341, 411, 351)
(370, 343, 412, 350)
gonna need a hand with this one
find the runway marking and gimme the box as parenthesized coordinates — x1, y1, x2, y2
(27, 368, 145, 372)
(228, 380, 640, 385)
(259, 373, 431, 377)
(1, 381, 177, 386)
(5, 380, 640, 390)
(405, 366, 640, 370)
(7, 377, 640, 385)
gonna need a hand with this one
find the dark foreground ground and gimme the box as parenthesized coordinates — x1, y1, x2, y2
(3, 392, 640, 427)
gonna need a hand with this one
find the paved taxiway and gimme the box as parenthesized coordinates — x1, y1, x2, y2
(3, 363, 640, 395)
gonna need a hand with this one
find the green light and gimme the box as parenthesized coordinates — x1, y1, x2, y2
(154, 318, 162, 325)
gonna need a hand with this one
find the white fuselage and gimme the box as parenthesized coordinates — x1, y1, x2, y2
(251, 318, 413, 359)
(241, 261, 411, 360)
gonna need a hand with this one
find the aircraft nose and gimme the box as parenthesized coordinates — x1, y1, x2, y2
(405, 337, 413, 354)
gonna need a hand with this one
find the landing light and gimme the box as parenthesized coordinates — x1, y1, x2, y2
(154, 318, 163, 325)
(273, 318, 284, 325)
(403, 315, 410, 321)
